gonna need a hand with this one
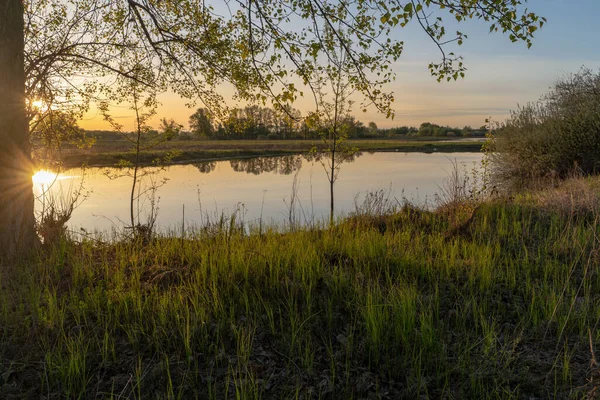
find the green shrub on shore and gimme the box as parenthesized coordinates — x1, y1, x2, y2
(490, 68, 600, 190)
(1, 183, 600, 398)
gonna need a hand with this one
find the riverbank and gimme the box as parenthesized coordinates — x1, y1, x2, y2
(52, 138, 484, 168)
(1, 177, 598, 398)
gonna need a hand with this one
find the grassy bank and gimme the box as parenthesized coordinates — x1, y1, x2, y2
(55, 138, 483, 168)
(1, 179, 599, 399)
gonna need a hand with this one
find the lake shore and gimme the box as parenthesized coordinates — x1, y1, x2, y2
(34, 152, 484, 233)
(2, 176, 598, 399)
(47, 138, 484, 168)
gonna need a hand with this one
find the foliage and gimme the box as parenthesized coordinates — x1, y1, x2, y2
(310, 113, 360, 181)
(23, 0, 258, 118)
(308, 24, 361, 224)
(367, 121, 378, 136)
(188, 108, 216, 139)
(379, 125, 418, 137)
(190, 105, 305, 140)
(222, 105, 299, 139)
(22, 0, 546, 128)
(30, 109, 94, 166)
(489, 68, 600, 190)
(22, 0, 543, 150)
(417, 121, 480, 137)
(157, 118, 182, 141)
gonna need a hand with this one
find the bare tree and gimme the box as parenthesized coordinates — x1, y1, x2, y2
(309, 26, 360, 225)
(100, 66, 176, 241)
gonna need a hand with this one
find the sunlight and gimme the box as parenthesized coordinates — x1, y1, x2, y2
(29, 99, 49, 112)
(32, 169, 78, 188)
(32, 170, 59, 186)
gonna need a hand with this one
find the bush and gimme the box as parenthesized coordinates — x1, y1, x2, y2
(490, 68, 600, 190)
(266, 132, 281, 140)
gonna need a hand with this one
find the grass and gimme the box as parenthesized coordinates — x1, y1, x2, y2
(1, 182, 599, 398)
(53, 138, 483, 168)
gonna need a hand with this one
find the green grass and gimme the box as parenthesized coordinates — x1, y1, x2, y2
(1, 196, 599, 398)
(54, 138, 483, 167)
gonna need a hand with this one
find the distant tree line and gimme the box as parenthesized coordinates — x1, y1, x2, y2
(414, 122, 487, 138)
(188, 107, 488, 140)
(188, 106, 303, 140)
(84, 107, 487, 141)
(188, 106, 395, 140)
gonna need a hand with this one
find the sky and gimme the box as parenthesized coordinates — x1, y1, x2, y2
(78, 0, 600, 131)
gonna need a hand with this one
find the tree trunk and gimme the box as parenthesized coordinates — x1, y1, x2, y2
(0, 0, 37, 261)
(329, 177, 334, 226)
(329, 147, 335, 226)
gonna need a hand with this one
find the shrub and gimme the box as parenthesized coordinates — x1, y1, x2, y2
(266, 132, 281, 140)
(490, 68, 600, 190)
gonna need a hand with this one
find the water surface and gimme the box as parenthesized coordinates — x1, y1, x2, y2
(34, 152, 483, 234)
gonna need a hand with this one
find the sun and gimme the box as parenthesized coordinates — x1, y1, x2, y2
(28, 99, 49, 112)
(32, 170, 59, 186)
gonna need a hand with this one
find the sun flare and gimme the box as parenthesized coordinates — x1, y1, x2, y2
(29, 99, 49, 112)
(32, 170, 59, 186)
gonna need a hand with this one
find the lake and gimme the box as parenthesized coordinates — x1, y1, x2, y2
(33, 152, 483, 235)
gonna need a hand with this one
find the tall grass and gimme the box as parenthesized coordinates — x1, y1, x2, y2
(1, 183, 600, 398)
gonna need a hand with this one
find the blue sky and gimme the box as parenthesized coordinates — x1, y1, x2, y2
(81, 0, 600, 131)
(364, 0, 600, 128)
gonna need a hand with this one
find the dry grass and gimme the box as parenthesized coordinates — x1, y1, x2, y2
(516, 175, 600, 217)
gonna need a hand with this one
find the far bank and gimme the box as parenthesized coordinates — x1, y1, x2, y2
(43, 137, 485, 168)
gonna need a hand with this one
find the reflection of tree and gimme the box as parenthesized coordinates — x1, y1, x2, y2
(225, 153, 364, 176)
(230, 155, 303, 175)
(193, 161, 217, 174)
(303, 151, 362, 164)
(193, 152, 363, 176)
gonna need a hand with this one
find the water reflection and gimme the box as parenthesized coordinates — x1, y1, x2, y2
(213, 152, 364, 176)
(230, 155, 304, 175)
(33, 152, 483, 233)
(304, 150, 363, 164)
(195, 154, 364, 176)
(193, 161, 217, 174)
(32, 170, 60, 186)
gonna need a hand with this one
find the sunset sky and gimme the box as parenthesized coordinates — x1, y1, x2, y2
(78, 0, 600, 131)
